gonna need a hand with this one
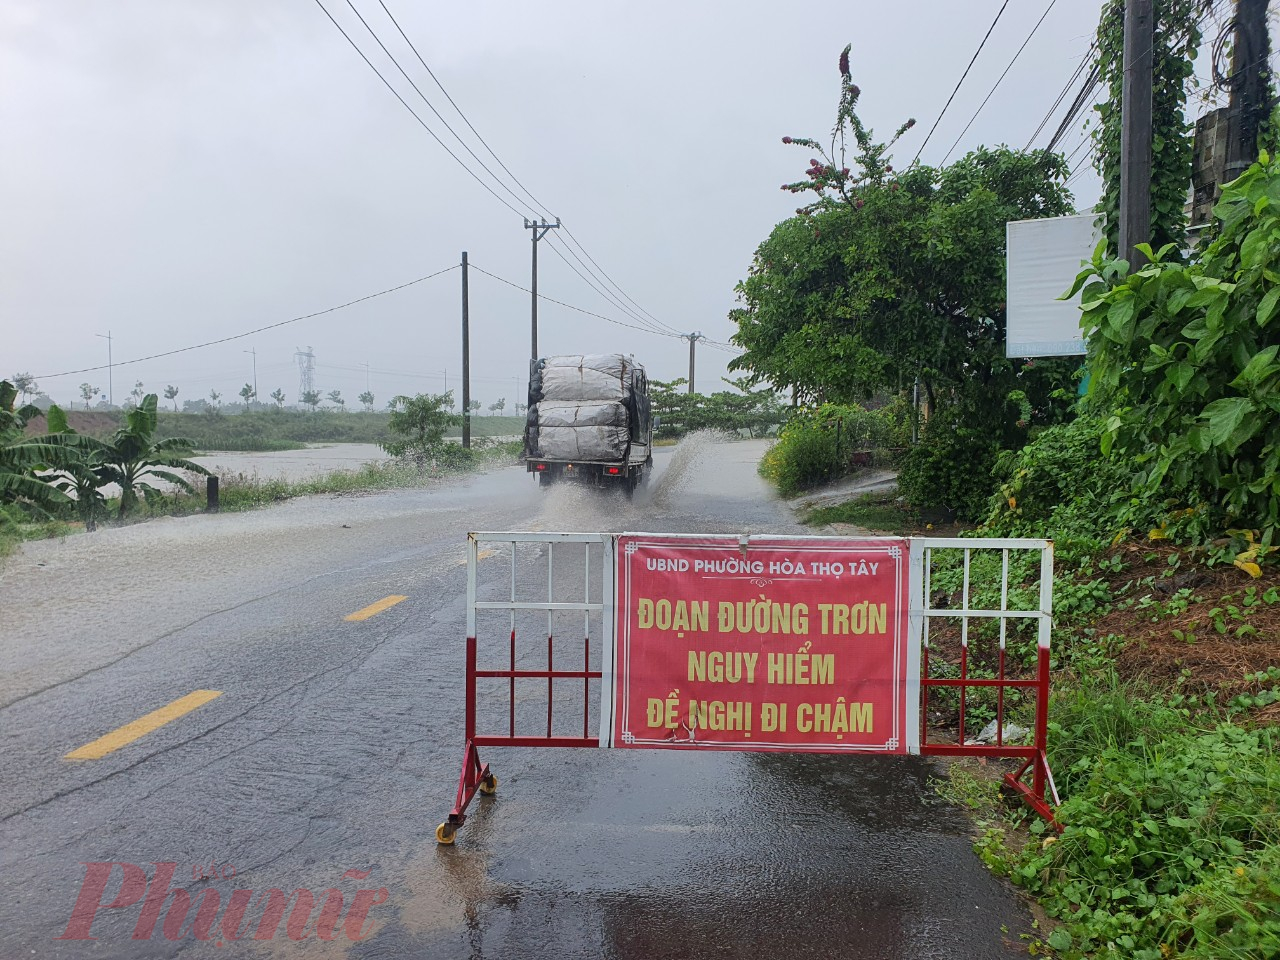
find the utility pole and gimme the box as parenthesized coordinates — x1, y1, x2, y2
(682, 332, 704, 393)
(524, 218, 560, 361)
(461, 251, 471, 450)
(244, 348, 258, 402)
(95, 331, 113, 407)
(1224, 0, 1272, 182)
(1118, 0, 1153, 267)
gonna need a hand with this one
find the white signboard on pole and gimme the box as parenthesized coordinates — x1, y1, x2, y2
(1005, 214, 1102, 357)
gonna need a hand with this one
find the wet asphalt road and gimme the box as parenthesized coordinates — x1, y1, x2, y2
(0, 438, 1033, 959)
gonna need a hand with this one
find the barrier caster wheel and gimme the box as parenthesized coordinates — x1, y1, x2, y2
(479, 774, 499, 796)
(435, 822, 456, 845)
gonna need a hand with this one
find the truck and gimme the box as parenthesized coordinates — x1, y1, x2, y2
(522, 354, 653, 493)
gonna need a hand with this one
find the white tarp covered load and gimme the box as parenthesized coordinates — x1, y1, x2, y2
(525, 355, 642, 462)
(1006, 213, 1102, 357)
(537, 354, 633, 401)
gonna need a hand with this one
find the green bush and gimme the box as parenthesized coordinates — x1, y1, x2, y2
(759, 402, 903, 496)
(1072, 152, 1280, 547)
(1014, 719, 1280, 959)
(896, 421, 998, 520)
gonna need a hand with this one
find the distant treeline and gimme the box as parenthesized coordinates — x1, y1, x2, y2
(27, 409, 526, 452)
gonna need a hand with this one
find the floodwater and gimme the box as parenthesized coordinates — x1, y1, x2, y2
(190, 442, 391, 481)
(0, 436, 1033, 959)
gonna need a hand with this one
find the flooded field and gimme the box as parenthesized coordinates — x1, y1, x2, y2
(190, 442, 391, 482)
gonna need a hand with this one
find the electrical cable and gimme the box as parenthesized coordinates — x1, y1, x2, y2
(468, 263, 687, 339)
(340, 0, 691, 343)
(373, 0, 554, 222)
(35, 265, 460, 380)
(941, 0, 1059, 165)
(335, 0, 539, 218)
(911, 0, 1012, 166)
(541, 236, 679, 338)
(1023, 39, 1096, 151)
(1044, 64, 1101, 154)
(312, 0, 527, 219)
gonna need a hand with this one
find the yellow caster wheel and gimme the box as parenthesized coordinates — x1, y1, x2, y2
(435, 822, 456, 845)
(479, 774, 498, 796)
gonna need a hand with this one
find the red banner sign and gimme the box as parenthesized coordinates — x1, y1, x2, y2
(611, 535, 910, 753)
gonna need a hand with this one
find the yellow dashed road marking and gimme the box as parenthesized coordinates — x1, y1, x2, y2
(65, 690, 222, 761)
(344, 595, 408, 621)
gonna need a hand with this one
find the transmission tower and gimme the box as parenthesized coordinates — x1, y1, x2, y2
(295, 346, 316, 398)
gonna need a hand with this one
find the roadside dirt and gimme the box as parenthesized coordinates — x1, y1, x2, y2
(1091, 543, 1280, 703)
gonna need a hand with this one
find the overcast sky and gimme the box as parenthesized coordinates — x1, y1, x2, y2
(3, 0, 1110, 411)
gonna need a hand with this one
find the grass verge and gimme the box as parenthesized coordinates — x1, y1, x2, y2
(1, 442, 522, 553)
(805, 492, 918, 533)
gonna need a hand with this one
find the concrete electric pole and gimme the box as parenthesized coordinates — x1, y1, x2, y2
(1119, 0, 1153, 267)
(95, 331, 113, 407)
(524, 218, 560, 361)
(1224, 0, 1272, 183)
(244, 348, 257, 402)
(683, 332, 704, 394)
(462, 251, 471, 450)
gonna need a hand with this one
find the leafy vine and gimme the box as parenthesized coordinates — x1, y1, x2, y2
(1092, 0, 1203, 259)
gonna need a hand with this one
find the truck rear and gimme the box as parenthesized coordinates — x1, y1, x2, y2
(522, 354, 653, 492)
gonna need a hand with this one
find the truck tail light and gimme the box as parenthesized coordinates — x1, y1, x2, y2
(607, 467, 620, 475)
(535, 463, 547, 471)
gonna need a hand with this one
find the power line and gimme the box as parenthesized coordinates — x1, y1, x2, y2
(911, 0, 1012, 166)
(35, 264, 460, 380)
(334, 0, 539, 219)
(1044, 64, 1101, 154)
(372, 0, 554, 222)
(558, 226, 684, 337)
(941, 0, 1059, 165)
(324, 0, 685, 341)
(541, 236, 678, 338)
(312, 0, 527, 219)
(1023, 41, 1096, 151)
(1065, 144, 1099, 187)
(468, 263, 685, 339)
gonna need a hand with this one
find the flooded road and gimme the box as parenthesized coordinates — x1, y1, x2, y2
(0, 437, 1032, 958)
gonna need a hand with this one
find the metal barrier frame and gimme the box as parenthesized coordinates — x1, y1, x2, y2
(439, 532, 1056, 844)
(439, 532, 612, 843)
(910, 538, 1058, 823)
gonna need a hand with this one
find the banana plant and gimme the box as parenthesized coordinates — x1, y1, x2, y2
(96, 394, 209, 519)
(41, 405, 110, 531)
(0, 379, 72, 515)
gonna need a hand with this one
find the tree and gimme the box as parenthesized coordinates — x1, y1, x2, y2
(651, 378, 786, 438)
(300, 389, 321, 412)
(327, 389, 345, 411)
(358, 390, 374, 412)
(96, 394, 209, 519)
(489, 397, 506, 416)
(730, 51, 1076, 448)
(164, 385, 179, 411)
(515, 402, 527, 415)
(270, 388, 286, 409)
(79, 383, 100, 410)
(382, 392, 461, 466)
(208, 389, 222, 410)
(467, 399, 482, 415)
(239, 383, 256, 407)
(12, 373, 37, 403)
